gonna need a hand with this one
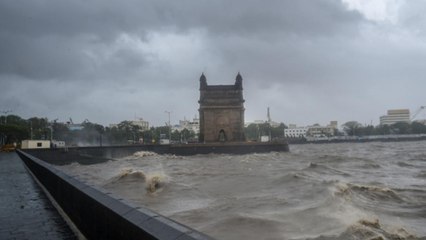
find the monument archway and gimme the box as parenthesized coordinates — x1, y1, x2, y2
(218, 129, 227, 142)
(198, 73, 246, 142)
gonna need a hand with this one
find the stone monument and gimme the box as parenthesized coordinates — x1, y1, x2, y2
(198, 73, 245, 142)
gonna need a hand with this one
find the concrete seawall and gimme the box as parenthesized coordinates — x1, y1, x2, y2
(72, 142, 289, 158)
(22, 142, 289, 166)
(16, 149, 214, 240)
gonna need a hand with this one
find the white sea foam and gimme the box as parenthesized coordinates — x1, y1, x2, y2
(59, 141, 426, 240)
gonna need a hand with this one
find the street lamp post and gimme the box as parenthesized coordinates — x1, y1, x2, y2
(48, 126, 53, 141)
(29, 120, 33, 140)
(165, 111, 171, 142)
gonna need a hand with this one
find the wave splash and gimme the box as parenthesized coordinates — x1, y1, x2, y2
(119, 151, 157, 160)
(106, 168, 169, 193)
(145, 172, 168, 193)
(334, 182, 402, 202)
(310, 218, 420, 240)
(133, 151, 157, 158)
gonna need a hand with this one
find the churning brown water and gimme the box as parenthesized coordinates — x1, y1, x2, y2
(58, 141, 426, 240)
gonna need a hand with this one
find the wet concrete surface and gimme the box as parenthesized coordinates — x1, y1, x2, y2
(0, 152, 77, 240)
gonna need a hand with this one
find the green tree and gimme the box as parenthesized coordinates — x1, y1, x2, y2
(391, 122, 411, 134)
(28, 117, 50, 139)
(244, 123, 260, 141)
(412, 122, 426, 134)
(171, 130, 180, 142)
(244, 122, 287, 141)
(0, 115, 53, 144)
(51, 122, 72, 142)
(141, 128, 156, 144)
(0, 124, 28, 144)
(342, 121, 362, 136)
(271, 123, 287, 139)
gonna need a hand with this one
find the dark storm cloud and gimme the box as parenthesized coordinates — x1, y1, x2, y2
(0, 1, 150, 38)
(1, 0, 361, 37)
(165, 0, 363, 36)
(1, 0, 425, 126)
(0, 0, 362, 80)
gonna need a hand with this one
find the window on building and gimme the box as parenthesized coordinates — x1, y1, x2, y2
(37, 142, 42, 147)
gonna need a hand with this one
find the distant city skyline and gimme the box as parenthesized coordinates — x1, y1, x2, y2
(1, 1, 425, 127)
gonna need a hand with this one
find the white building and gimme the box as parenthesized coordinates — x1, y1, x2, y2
(307, 121, 338, 137)
(130, 118, 149, 131)
(51, 140, 66, 148)
(284, 124, 309, 138)
(285, 121, 338, 138)
(109, 118, 150, 131)
(21, 140, 50, 149)
(245, 120, 281, 128)
(172, 117, 199, 133)
(380, 109, 410, 126)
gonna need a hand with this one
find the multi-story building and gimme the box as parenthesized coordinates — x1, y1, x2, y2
(309, 121, 338, 137)
(172, 117, 200, 134)
(307, 125, 336, 137)
(109, 118, 149, 131)
(285, 121, 338, 138)
(380, 109, 410, 126)
(284, 124, 309, 138)
(130, 118, 149, 131)
(246, 120, 281, 128)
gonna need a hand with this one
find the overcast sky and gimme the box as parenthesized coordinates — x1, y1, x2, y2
(1, 0, 425, 127)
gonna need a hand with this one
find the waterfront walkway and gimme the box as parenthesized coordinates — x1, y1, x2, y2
(0, 152, 76, 240)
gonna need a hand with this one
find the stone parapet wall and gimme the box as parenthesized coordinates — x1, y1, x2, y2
(16, 149, 214, 240)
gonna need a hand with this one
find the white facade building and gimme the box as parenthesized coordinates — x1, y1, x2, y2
(172, 118, 200, 134)
(380, 109, 410, 125)
(284, 125, 309, 138)
(21, 140, 50, 149)
(307, 126, 334, 137)
(51, 140, 66, 148)
(130, 119, 149, 131)
(109, 118, 150, 131)
(245, 120, 281, 128)
(285, 121, 338, 138)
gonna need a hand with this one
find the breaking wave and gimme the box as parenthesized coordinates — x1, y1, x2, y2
(120, 151, 157, 160)
(59, 141, 426, 240)
(305, 162, 351, 177)
(133, 151, 157, 157)
(105, 168, 169, 193)
(309, 218, 422, 240)
(145, 172, 169, 193)
(334, 182, 402, 203)
(107, 168, 146, 183)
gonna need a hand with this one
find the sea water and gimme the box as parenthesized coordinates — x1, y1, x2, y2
(58, 141, 426, 240)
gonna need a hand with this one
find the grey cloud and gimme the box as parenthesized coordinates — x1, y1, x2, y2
(398, 0, 426, 36)
(0, 0, 362, 38)
(0, 0, 363, 79)
(1, 0, 425, 126)
(0, 34, 92, 80)
(0, 1, 152, 39)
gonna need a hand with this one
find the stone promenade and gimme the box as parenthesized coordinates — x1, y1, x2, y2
(0, 152, 76, 240)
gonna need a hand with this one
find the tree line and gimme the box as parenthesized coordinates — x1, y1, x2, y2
(0, 115, 288, 146)
(2, 114, 425, 146)
(0, 115, 199, 146)
(342, 121, 426, 136)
